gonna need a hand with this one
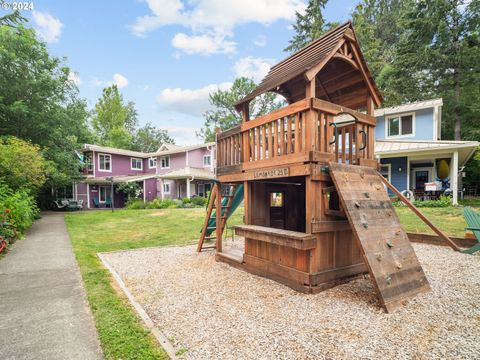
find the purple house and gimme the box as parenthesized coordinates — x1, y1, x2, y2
(74, 143, 215, 209)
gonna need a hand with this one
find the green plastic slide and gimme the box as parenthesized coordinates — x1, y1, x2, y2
(205, 184, 244, 236)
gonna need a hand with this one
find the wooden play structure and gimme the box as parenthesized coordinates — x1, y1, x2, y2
(197, 22, 458, 312)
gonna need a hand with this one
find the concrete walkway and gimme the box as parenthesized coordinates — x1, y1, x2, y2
(0, 213, 102, 360)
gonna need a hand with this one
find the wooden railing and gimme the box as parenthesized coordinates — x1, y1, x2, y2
(216, 98, 376, 173)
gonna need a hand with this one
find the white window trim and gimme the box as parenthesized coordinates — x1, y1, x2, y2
(148, 157, 157, 169)
(130, 157, 143, 170)
(385, 112, 415, 139)
(203, 155, 211, 167)
(412, 167, 433, 189)
(160, 155, 170, 169)
(379, 163, 392, 182)
(98, 153, 112, 172)
(99, 185, 108, 203)
(163, 181, 171, 194)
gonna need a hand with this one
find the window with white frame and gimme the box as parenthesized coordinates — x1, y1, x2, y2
(380, 164, 391, 182)
(163, 181, 171, 194)
(131, 157, 142, 170)
(99, 186, 108, 203)
(203, 155, 211, 166)
(98, 154, 111, 171)
(148, 157, 157, 169)
(160, 155, 170, 169)
(387, 114, 414, 137)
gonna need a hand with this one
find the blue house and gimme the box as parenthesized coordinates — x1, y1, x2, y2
(374, 98, 478, 205)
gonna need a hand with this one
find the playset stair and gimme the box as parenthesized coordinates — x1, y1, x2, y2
(197, 183, 238, 252)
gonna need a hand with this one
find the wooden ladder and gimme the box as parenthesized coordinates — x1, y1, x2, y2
(197, 183, 237, 252)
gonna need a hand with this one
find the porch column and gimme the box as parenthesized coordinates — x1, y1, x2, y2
(160, 179, 164, 200)
(186, 178, 191, 198)
(451, 151, 459, 205)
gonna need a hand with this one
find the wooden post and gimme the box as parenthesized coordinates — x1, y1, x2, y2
(451, 151, 459, 205)
(215, 184, 222, 253)
(305, 77, 317, 151)
(377, 173, 461, 251)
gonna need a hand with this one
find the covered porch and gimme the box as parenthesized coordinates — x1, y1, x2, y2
(81, 174, 159, 208)
(376, 140, 479, 205)
(159, 166, 215, 199)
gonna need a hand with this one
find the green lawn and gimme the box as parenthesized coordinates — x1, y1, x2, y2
(65, 208, 244, 360)
(65, 205, 469, 359)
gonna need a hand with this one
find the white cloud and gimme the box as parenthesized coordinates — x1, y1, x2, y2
(67, 71, 82, 86)
(253, 35, 267, 47)
(162, 125, 200, 144)
(131, 0, 305, 54)
(157, 82, 232, 116)
(233, 56, 275, 82)
(90, 73, 129, 89)
(111, 73, 129, 88)
(32, 11, 63, 43)
(172, 33, 236, 55)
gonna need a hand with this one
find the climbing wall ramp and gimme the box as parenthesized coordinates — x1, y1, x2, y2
(328, 162, 431, 313)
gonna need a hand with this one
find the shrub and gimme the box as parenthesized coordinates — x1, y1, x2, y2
(191, 196, 207, 207)
(125, 198, 146, 209)
(182, 197, 191, 204)
(0, 180, 38, 238)
(393, 195, 452, 208)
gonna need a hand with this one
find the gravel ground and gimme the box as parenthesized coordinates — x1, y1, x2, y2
(103, 243, 480, 360)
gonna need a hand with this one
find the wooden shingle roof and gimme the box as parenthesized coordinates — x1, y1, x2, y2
(235, 21, 382, 110)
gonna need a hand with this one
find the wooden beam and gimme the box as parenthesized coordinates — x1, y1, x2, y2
(333, 53, 359, 70)
(305, 39, 346, 81)
(317, 77, 331, 102)
(377, 173, 461, 251)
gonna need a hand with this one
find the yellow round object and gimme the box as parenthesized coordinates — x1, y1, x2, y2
(437, 159, 449, 180)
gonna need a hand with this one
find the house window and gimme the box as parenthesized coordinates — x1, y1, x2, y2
(380, 164, 391, 182)
(99, 186, 108, 203)
(161, 156, 170, 169)
(387, 114, 414, 137)
(163, 181, 171, 194)
(98, 154, 111, 172)
(149, 157, 157, 169)
(131, 157, 143, 170)
(203, 155, 211, 166)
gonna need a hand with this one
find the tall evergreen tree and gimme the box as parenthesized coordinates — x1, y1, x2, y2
(285, 0, 339, 53)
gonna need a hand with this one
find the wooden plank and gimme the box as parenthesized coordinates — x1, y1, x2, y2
(328, 162, 431, 313)
(241, 99, 309, 131)
(217, 163, 311, 183)
(217, 125, 241, 140)
(312, 98, 376, 126)
(235, 224, 316, 245)
(279, 118, 285, 155)
(243, 254, 311, 290)
(311, 220, 350, 233)
(273, 119, 279, 158)
(378, 174, 461, 251)
(287, 116, 292, 154)
(197, 184, 218, 252)
(294, 113, 300, 153)
(267, 123, 273, 159)
(215, 184, 222, 253)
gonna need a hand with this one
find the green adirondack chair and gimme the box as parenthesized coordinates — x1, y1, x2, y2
(105, 196, 112, 208)
(462, 207, 480, 254)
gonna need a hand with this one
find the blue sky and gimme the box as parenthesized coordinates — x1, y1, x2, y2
(21, 0, 358, 144)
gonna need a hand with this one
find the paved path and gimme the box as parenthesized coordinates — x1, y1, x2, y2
(0, 213, 102, 360)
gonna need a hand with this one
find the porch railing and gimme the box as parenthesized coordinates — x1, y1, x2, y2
(216, 97, 376, 173)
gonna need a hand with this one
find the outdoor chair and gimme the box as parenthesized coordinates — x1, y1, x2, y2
(105, 196, 112, 208)
(53, 200, 68, 211)
(462, 207, 480, 254)
(67, 200, 83, 211)
(92, 197, 100, 208)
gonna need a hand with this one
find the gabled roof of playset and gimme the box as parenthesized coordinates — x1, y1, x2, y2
(235, 21, 382, 111)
